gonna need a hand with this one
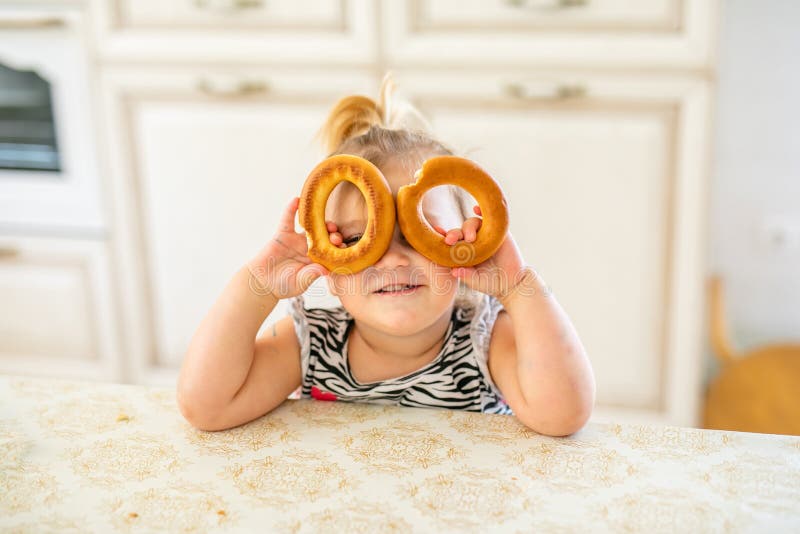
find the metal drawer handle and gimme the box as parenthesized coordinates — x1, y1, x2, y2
(504, 82, 588, 100)
(505, 0, 589, 9)
(196, 78, 270, 97)
(0, 16, 66, 29)
(0, 245, 21, 259)
(194, 0, 264, 11)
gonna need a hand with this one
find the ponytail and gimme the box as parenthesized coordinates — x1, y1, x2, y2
(318, 95, 383, 155)
(318, 73, 436, 156)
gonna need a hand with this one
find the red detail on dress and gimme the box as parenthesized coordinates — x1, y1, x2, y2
(311, 386, 337, 402)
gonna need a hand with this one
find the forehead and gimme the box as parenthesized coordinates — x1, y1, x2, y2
(324, 156, 466, 228)
(324, 158, 410, 217)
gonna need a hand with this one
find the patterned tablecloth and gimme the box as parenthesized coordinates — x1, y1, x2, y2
(2, 375, 799, 533)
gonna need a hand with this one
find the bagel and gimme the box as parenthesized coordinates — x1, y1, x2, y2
(298, 154, 395, 274)
(397, 156, 508, 267)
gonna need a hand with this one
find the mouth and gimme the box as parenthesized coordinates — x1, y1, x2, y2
(373, 283, 422, 296)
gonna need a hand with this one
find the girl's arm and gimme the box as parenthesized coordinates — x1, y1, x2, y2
(489, 268, 596, 436)
(177, 197, 328, 431)
(442, 205, 595, 436)
(177, 266, 301, 431)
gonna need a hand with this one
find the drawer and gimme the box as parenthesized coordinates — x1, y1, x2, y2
(414, 0, 681, 31)
(0, 236, 121, 381)
(383, 0, 717, 68)
(90, 0, 376, 63)
(116, 0, 343, 29)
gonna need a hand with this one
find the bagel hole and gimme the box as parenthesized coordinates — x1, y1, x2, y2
(421, 185, 478, 236)
(325, 181, 368, 247)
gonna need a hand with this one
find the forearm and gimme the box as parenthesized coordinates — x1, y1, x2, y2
(178, 264, 278, 412)
(500, 269, 596, 433)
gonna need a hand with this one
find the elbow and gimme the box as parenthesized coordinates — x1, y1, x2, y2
(515, 392, 595, 437)
(546, 407, 593, 437)
(516, 408, 592, 437)
(176, 391, 210, 431)
(176, 382, 228, 432)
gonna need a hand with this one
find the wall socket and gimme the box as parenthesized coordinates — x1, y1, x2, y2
(760, 215, 800, 253)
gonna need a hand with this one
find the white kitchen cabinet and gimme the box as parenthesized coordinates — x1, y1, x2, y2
(89, 0, 377, 64)
(0, 3, 120, 385)
(382, 0, 717, 69)
(34, 0, 715, 428)
(0, 235, 122, 381)
(0, 4, 105, 235)
(99, 67, 375, 385)
(396, 70, 712, 426)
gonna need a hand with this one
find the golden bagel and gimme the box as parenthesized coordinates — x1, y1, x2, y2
(298, 154, 395, 274)
(397, 156, 508, 267)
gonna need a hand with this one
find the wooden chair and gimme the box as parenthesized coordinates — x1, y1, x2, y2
(704, 275, 800, 435)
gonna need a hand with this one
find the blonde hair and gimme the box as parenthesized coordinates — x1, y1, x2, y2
(317, 73, 482, 309)
(318, 74, 475, 219)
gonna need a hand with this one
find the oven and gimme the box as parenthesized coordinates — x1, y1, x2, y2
(0, 4, 104, 235)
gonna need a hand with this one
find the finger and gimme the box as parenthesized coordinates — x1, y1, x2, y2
(279, 197, 300, 232)
(326, 220, 338, 233)
(445, 228, 463, 245)
(329, 231, 343, 246)
(433, 224, 447, 236)
(463, 217, 482, 242)
(473, 205, 482, 216)
(451, 266, 477, 283)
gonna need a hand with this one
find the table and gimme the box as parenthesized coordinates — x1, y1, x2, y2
(2, 375, 799, 533)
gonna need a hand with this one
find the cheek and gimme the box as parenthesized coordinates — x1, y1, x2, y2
(327, 273, 364, 297)
(424, 262, 458, 297)
(327, 274, 348, 296)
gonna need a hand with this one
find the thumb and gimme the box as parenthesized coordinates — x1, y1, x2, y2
(296, 263, 328, 292)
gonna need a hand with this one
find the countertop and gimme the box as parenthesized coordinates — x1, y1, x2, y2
(2, 375, 799, 533)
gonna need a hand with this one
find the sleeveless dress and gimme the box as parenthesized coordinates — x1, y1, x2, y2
(288, 293, 513, 415)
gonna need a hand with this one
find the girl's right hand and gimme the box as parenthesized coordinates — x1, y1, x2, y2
(246, 197, 329, 300)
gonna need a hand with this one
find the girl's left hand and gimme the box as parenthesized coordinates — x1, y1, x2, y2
(433, 205, 528, 300)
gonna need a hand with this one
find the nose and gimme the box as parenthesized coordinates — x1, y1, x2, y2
(373, 224, 412, 269)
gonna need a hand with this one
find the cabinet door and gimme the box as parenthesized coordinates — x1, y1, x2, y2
(90, 0, 376, 64)
(0, 236, 121, 381)
(397, 71, 711, 426)
(0, 5, 105, 234)
(100, 68, 375, 385)
(383, 0, 716, 69)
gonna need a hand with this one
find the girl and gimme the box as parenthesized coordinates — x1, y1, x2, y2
(177, 78, 596, 437)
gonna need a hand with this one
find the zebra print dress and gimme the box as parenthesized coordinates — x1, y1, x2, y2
(288, 293, 513, 415)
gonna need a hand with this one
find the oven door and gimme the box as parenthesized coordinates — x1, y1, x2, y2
(0, 6, 104, 236)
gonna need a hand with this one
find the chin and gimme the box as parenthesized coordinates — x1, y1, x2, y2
(371, 300, 454, 334)
(376, 313, 432, 335)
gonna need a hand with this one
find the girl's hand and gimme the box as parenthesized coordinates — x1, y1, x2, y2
(325, 221, 352, 249)
(434, 206, 528, 300)
(247, 197, 329, 299)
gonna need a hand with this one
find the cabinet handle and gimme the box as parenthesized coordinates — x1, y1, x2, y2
(0, 16, 66, 28)
(194, 0, 264, 10)
(505, 0, 589, 9)
(0, 245, 21, 259)
(504, 82, 588, 100)
(196, 78, 270, 97)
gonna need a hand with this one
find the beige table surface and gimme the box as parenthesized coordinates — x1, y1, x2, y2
(1, 374, 799, 533)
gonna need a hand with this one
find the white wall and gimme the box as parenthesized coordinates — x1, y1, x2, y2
(707, 0, 800, 377)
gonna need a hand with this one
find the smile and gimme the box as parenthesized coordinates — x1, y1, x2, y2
(373, 284, 421, 295)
